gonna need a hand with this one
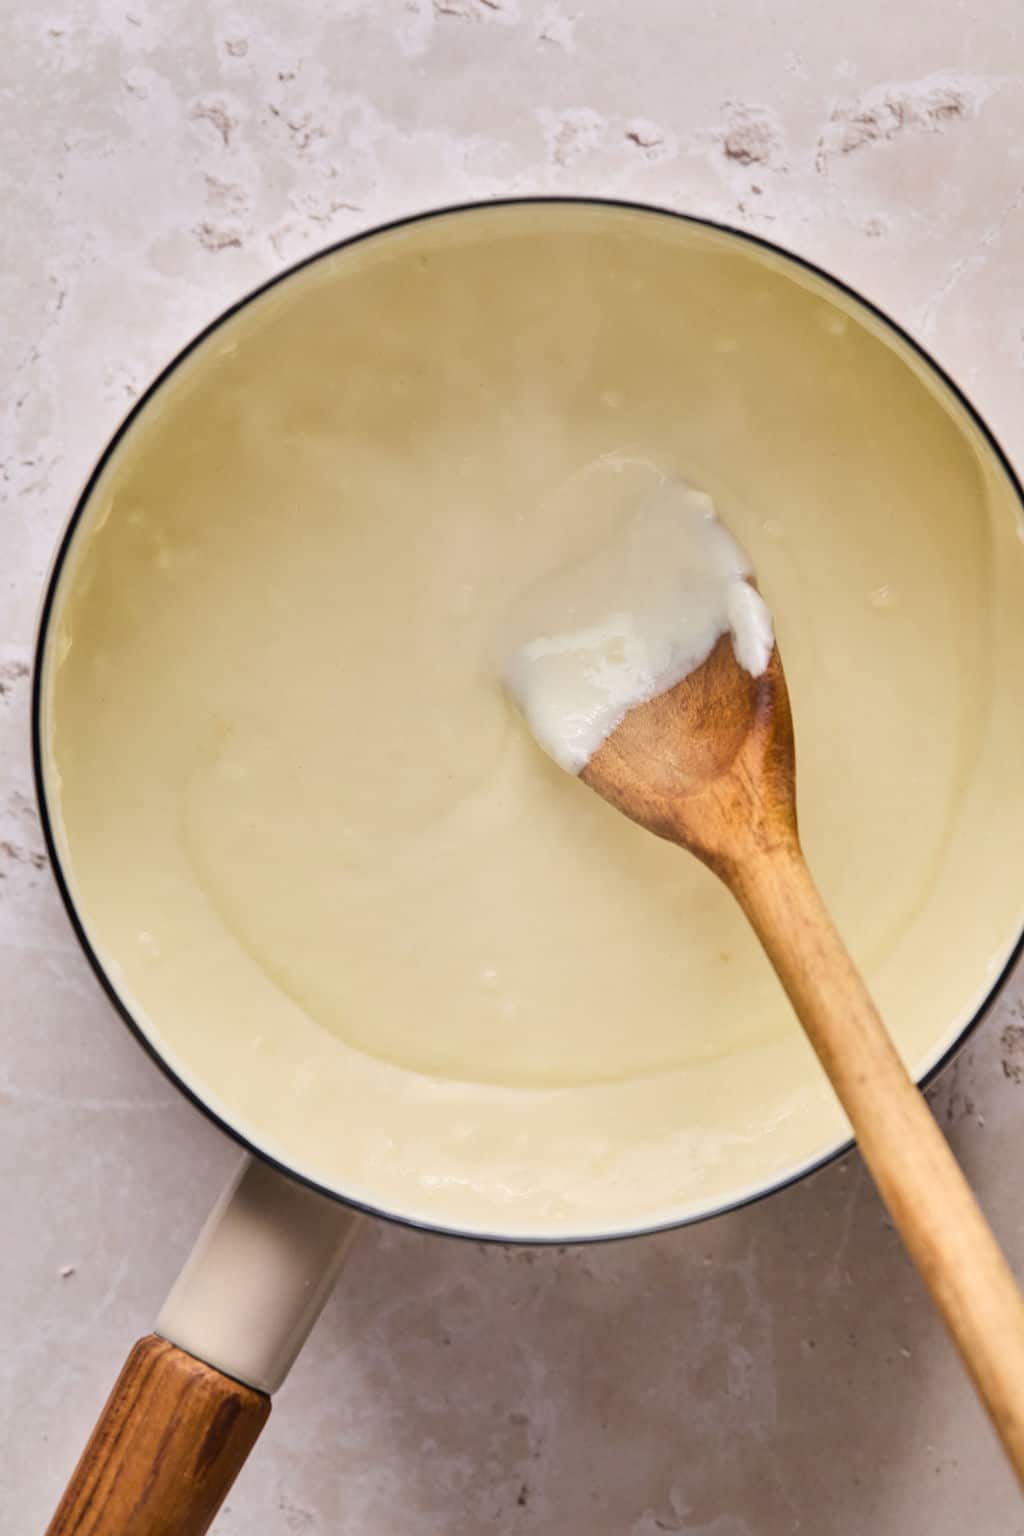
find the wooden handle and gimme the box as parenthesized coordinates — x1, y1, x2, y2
(47, 1334, 270, 1535)
(731, 842, 1024, 1483)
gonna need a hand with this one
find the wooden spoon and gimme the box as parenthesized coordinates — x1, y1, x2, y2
(581, 629, 1024, 1483)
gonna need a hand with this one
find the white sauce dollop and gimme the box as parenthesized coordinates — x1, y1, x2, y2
(502, 480, 773, 774)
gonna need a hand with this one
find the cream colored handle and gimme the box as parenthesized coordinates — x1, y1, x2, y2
(731, 844, 1024, 1485)
(49, 1159, 361, 1533)
(158, 1156, 362, 1393)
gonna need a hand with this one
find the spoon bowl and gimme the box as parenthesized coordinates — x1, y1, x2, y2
(582, 628, 794, 872)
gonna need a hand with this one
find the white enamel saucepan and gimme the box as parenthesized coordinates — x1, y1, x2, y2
(35, 200, 1024, 1533)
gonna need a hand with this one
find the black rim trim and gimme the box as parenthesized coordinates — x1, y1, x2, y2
(30, 195, 1024, 1248)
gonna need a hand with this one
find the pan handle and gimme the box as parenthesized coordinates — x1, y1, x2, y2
(47, 1157, 362, 1535)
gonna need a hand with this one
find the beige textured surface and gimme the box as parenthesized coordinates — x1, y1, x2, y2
(3, 2, 1024, 1531)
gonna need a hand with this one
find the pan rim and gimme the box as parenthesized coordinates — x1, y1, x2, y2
(31, 194, 1024, 1247)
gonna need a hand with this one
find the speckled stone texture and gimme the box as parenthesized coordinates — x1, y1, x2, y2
(3, 3, 1024, 1532)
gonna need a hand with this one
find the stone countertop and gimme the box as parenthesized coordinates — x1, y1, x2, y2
(3, 3, 1024, 1531)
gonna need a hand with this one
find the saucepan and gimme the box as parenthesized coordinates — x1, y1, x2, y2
(34, 199, 1024, 1532)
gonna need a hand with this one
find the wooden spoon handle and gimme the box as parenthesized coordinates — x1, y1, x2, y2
(46, 1334, 270, 1535)
(731, 843, 1024, 1483)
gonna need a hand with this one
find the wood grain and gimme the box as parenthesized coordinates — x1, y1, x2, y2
(47, 1334, 270, 1536)
(583, 631, 1024, 1484)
